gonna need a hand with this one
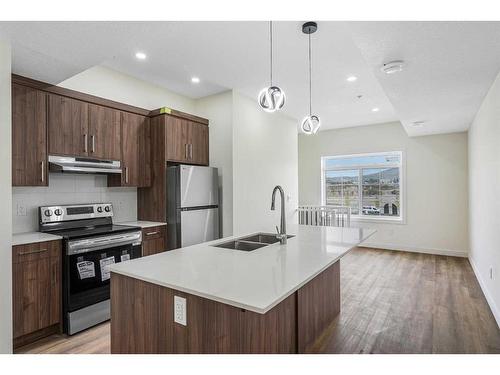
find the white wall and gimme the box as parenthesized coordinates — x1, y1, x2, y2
(232, 92, 298, 235)
(0, 39, 12, 353)
(468, 71, 500, 326)
(58, 65, 196, 113)
(13, 174, 137, 233)
(299, 122, 469, 257)
(194, 91, 233, 237)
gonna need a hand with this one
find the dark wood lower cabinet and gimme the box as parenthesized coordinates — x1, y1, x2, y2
(12, 240, 62, 349)
(110, 260, 340, 354)
(141, 226, 166, 256)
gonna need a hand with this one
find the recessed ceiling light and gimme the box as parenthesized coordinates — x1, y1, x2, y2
(381, 60, 405, 74)
(347, 76, 357, 82)
(372, 107, 380, 112)
(191, 77, 200, 84)
(135, 52, 147, 60)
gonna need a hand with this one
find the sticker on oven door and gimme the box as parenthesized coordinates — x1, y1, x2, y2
(120, 254, 130, 262)
(76, 261, 95, 280)
(99, 256, 115, 281)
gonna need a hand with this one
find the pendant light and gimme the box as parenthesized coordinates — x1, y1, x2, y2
(301, 21, 321, 134)
(258, 21, 286, 112)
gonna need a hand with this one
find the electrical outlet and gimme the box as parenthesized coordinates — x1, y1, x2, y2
(16, 204, 27, 216)
(174, 296, 187, 326)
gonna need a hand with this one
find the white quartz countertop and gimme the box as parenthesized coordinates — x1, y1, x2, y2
(117, 220, 167, 229)
(12, 232, 63, 246)
(110, 225, 375, 314)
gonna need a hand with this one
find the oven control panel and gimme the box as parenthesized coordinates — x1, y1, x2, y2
(39, 203, 114, 223)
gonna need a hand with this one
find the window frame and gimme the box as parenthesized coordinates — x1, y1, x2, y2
(320, 151, 406, 224)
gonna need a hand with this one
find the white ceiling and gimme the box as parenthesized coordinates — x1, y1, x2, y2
(346, 21, 500, 136)
(1, 21, 500, 136)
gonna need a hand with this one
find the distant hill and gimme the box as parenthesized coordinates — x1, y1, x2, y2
(326, 167, 399, 184)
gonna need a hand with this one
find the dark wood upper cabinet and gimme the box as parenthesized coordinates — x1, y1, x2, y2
(88, 104, 121, 160)
(189, 121, 209, 166)
(165, 116, 188, 162)
(12, 83, 48, 186)
(108, 112, 151, 187)
(164, 115, 208, 165)
(12, 240, 61, 345)
(48, 94, 89, 157)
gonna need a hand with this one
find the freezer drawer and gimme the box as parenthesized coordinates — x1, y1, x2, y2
(180, 208, 219, 247)
(179, 165, 219, 208)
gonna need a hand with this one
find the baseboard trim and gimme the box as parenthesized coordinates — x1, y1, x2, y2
(468, 256, 500, 329)
(359, 242, 468, 258)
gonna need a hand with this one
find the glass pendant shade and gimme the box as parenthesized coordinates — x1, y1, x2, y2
(258, 86, 286, 113)
(301, 115, 321, 135)
(258, 21, 285, 112)
(301, 22, 321, 135)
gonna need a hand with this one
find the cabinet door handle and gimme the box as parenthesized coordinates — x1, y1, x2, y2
(18, 248, 47, 256)
(41, 161, 45, 183)
(125, 166, 129, 184)
(189, 144, 193, 160)
(146, 231, 158, 236)
(185, 144, 188, 159)
(84, 134, 88, 153)
(52, 262, 57, 284)
(91, 135, 95, 153)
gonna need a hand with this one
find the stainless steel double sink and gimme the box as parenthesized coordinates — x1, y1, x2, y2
(213, 232, 295, 251)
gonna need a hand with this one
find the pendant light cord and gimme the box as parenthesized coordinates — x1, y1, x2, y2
(308, 32, 312, 116)
(270, 21, 273, 86)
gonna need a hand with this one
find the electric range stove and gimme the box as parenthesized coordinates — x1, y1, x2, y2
(39, 203, 143, 335)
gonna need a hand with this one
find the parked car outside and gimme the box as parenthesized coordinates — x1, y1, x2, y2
(362, 206, 380, 215)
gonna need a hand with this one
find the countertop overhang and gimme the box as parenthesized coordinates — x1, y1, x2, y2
(110, 224, 376, 314)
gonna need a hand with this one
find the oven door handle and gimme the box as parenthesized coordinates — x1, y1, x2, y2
(67, 231, 142, 255)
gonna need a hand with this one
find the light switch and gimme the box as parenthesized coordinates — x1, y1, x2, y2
(174, 296, 187, 326)
(17, 204, 27, 216)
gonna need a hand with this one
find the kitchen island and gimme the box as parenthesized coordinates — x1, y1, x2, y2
(109, 224, 375, 354)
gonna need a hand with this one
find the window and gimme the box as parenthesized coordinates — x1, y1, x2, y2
(321, 152, 403, 221)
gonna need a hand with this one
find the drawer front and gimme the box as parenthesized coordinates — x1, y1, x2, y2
(13, 240, 61, 264)
(142, 226, 165, 241)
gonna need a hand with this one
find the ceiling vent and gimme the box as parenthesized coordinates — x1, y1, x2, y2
(381, 60, 405, 74)
(410, 121, 425, 128)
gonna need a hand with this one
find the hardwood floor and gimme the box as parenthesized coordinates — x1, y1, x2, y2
(309, 248, 500, 354)
(15, 321, 110, 354)
(16, 247, 500, 354)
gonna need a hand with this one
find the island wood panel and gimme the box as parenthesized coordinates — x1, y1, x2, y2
(137, 115, 167, 222)
(297, 261, 340, 353)
(110, 273, 299, 354)
(48, 94, 89, 157)
(11, 83, 48, 186)
(110, 274, 172, 354)
(88, 104, 121, 160)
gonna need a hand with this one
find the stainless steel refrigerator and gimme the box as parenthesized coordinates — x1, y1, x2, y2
(167, 165, 220, 249)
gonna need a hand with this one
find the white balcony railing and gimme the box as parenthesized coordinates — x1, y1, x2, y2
(298, 205, 351, 227)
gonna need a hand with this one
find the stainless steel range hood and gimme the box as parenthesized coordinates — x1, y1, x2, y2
(48, 155, 122, 174)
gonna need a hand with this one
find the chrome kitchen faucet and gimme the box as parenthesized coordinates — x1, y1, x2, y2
(271, 185, 287, 244)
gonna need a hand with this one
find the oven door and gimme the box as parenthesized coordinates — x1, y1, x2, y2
(64, 231, 142, 313)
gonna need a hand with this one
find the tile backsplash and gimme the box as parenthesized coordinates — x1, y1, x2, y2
(12, 173, 137, 233)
